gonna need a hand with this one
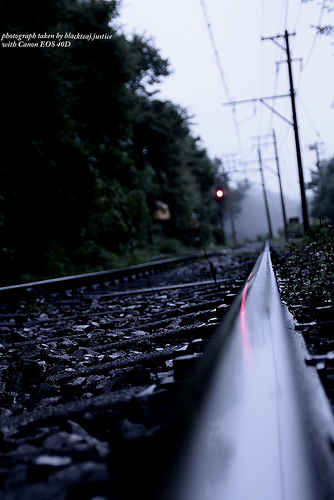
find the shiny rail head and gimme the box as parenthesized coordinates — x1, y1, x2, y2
(154, 245, 332, 500)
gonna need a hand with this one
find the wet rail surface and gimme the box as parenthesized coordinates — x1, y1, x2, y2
(0, 244, 333, 499)
(153, 244, 334, 500)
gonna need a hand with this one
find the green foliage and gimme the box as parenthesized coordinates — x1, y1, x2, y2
(87, 177, 150, 251)
(256, 233, 270, 242)
(156, 237, 187, 256)
(310, 157, 334, 223)
(279, 215, 334, 307)
(0, 0, 169, 283)
(131, 99, 219, 246)
(302, 0, 334, 34)
(0, 0, 237, 285)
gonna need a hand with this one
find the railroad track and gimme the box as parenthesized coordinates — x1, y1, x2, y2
(0, 243, 333, 499)
(152, 243, 334, 500)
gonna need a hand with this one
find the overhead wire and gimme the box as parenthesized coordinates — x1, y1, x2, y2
(265, 61, 280, 137)
(261, 0, 289, 137)
(297, 0, 326, 89)
(298, 95, 323, 139)
(269, 0, 292, 160)
(199, 0, 231, 102)
(281, 0, 328, 192)
(200, 0, 326, 192)
(198, 0, 245, 169)
(256, 0, 293, 200)
(258, 0, 265, 137)
(262, 0, 308, 170)
(293, 1, 326, 154)
(292, 0, 304, 33)
(251, 0, 286, 184)
(284, 0, 290, 31)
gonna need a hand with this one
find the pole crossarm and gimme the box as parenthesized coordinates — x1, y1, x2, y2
(258, 99, 293, 126)
(261, 32, 295, 51)
(223, 30, 309, 231)
(223, 94, 290, 106)
(223, 94, 293, 126)
(262, 32, 296, 39)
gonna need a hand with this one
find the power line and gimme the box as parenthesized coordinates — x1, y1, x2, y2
(199, 0, 231, 102)
(297, 0, 326, 89)
(258, 146, 273, 238)
(262, 30, 309, 230)
(292, 0, 304, 33)
(251, 130, 288, 237)
(265, 61, 280, 138)
(261, 0, 287, 142)
(298, 95, 323, 139)
(199, 0, 245, 164)
(284, 0, 290, 30)
(259, 0, 265, 136)
(225, 31, 309, 230)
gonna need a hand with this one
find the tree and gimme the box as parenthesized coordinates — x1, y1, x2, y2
(0, 0, 171, 283)
(131, 99, 218, 246)
(213, 159, 250, 218)
(0, 0, 222, 284)
(310, 157, 334, 222)
(303, 0, 334, 35)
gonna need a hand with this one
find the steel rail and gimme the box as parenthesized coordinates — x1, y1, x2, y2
(156, 243, 334, 500)
(0, 250, 220, 302)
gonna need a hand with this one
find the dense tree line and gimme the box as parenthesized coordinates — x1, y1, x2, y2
(309, 156, 334, 222)
(0, 0, 229, 285)
(303, 0, 334, 223)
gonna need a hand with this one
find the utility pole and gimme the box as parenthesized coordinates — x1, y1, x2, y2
(272, 130, 288, 238)
(252, 131, 288, 239)
(258, 147, 273, 239)
(224, 32, 310, 232)
(262, 31, 309, 231)
(228, 196, 237, 246)
(285, 31, 309, 231)
(221, 156, 238, 245)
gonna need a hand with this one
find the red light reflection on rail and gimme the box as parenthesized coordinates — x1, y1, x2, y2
(240, 273, 252, 359)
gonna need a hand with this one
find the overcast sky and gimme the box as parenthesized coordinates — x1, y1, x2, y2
(118, 0, 334, 203)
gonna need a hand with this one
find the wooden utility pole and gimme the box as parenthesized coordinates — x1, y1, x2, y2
(262, 31, 309, 231)
(258, 147, 273, 239)
(226, 191, 237, 245)
(224, 32, 310, 232)
(272, 129, 288, 238)
(221, 156, 238, 245)
(252, 131, 288, 239)
(284, 31, 309, 230)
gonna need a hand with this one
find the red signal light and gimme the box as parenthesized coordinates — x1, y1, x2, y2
(216, 189, 224, 198)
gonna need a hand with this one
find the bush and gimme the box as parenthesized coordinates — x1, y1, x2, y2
(278, 215, 334, 307)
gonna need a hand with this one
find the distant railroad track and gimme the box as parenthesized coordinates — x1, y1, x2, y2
(0, 242, 333, 500)
(0, 250, 228, 302)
